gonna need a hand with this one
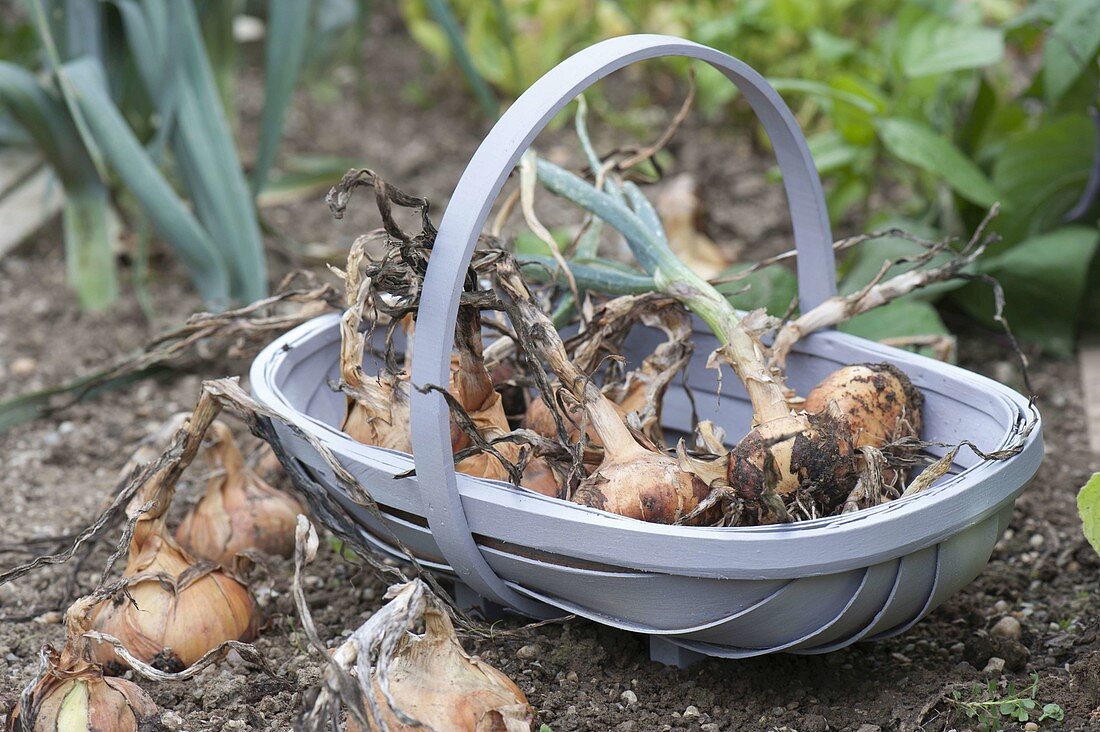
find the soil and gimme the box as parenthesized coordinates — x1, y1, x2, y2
(2, 11, 1099, 732)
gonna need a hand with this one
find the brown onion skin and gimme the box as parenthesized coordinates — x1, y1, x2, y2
(346, 606, 535, 732)
(803, 363, 923, 449)
(90, 533, 258, 672)
(520, 456, 565, 499)
(175, 423, 304, 568)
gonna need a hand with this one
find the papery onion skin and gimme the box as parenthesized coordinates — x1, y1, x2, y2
(175, 422, 304, 568)
(90, 533, 258, 672)
(803, 363, 923, 449)
(342, 382, 414, 453)
(350, 606, 535, 732)
(8, 673, 158, 732)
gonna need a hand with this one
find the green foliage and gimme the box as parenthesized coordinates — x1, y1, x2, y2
(953, 227, 1099, 357)
(408, 0, 1100, 355)
(1077, 472, 1100, 555)
(946, 674, 1064, 730)
(0, 0, 336, 309)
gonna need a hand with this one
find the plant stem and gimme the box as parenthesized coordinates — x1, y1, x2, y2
(536, 159, 791, 423)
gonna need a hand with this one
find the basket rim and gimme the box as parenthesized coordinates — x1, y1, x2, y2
(250, 312, 1041, 580)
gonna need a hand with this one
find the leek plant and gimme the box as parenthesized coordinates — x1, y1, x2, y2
(0, 0, 337, 309)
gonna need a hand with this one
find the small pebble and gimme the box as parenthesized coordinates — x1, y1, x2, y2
(992, 600, 1011, 614)
(1024, 723, 1040, 731)
(160, 711, 184, 731)
(684, 705, 701, 718)
(991, 616, 1022, 641)
(982, 656, 1006, 674)
(225, 721, 246, 730)
(515, 643, 540, 660)
(801, 714, 829, 732)
(9, 357, 37, 377)
(565, 670, 578, 682)
(856, 725, 881, 732)
(620, 689, 638, 705)
(701, 725, 720, 732)
(1029, 534, 1045, 549)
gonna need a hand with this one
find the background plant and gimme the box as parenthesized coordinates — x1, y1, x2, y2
(405, 0, 1100, 357)
(0, 0, 365, 310)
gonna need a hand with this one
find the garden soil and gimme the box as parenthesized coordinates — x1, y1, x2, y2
(2, 12, 1099, 731)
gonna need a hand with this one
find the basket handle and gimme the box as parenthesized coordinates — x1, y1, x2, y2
(410, 34, 837, 613)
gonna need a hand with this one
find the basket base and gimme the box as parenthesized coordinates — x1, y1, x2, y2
(453, 581, 509, 622)
(649, 637, 706, 669)
(455, 581, 706, 669)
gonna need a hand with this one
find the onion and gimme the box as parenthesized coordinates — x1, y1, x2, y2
(804, 363, 923, 449)
(520, 294, 693, 498)
(8, 597, 158, 732)
(448, 306, 521, 481)
(175, 422, 304, 569)
(340, 241, 519, 481)
(348, 598, 534, 731)
(340, 307, 414, 453)
(498, 258, 710, 523)
(91, 421, 259, 672)
(90, 530, 258, 672)
(731, 408, 859, 511)
(339, 238, 415, 453)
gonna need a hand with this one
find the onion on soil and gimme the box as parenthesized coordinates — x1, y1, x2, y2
(293, 519, 534, 732)
(7, 596, 159, 732)
(90, 415, 259, 672)
(175, 421, 304, 570)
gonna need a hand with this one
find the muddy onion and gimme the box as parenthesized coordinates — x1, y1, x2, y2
(175, 422, 304, 569)
(804, 363, 923, 449)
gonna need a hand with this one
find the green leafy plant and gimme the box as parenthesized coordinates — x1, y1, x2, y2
(406, 0, 1100, 356)
(0, 0, 345, 309)
(946, 674, 1065, 731)
(1077, 472, 1100, 553)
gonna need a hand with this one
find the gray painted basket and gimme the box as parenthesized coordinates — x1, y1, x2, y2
(249, 35, 1043, 666)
